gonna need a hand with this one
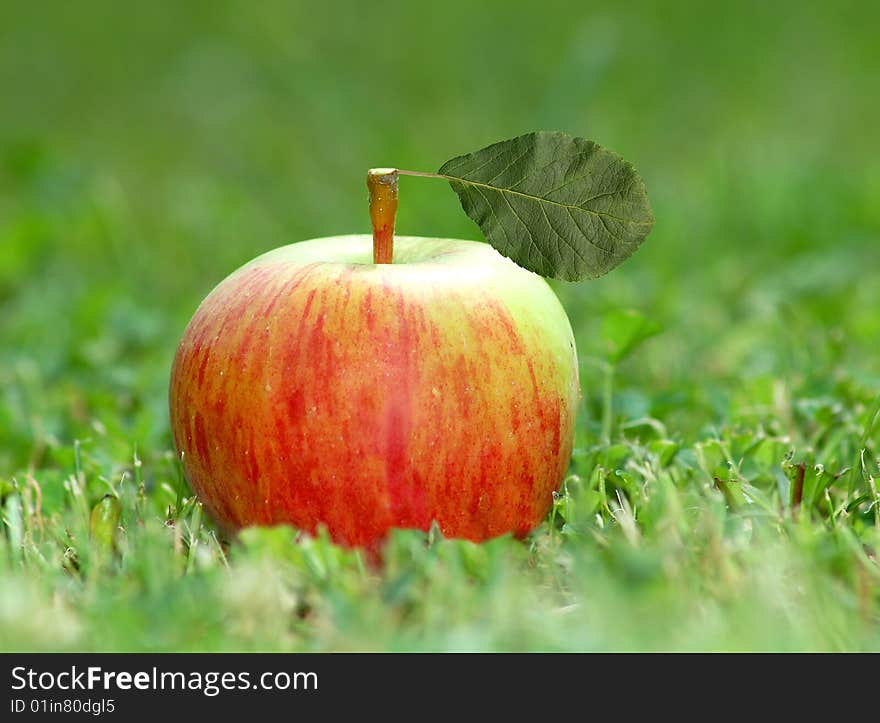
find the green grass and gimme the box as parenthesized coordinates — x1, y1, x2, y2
(2, 0, 880, 651)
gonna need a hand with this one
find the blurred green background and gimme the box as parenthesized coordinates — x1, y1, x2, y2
(1, 0, 879, 651)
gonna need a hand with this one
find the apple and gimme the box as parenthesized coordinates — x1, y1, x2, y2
(169, 234, 580, 547)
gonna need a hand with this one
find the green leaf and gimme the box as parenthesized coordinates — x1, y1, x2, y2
(601, 308, 662, 364)
(438, 131, 654, 281)
(89, 494, 122, 554)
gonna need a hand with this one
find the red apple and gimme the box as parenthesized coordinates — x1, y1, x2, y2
(169, 235, 579, 547)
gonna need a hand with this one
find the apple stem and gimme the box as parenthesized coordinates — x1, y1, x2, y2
(367, 168, 399, 264)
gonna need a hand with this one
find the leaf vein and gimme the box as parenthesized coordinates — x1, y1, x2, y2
(445, 176, 652, 227)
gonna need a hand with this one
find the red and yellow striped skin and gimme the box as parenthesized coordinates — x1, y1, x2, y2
(169, 236, 580, 547)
